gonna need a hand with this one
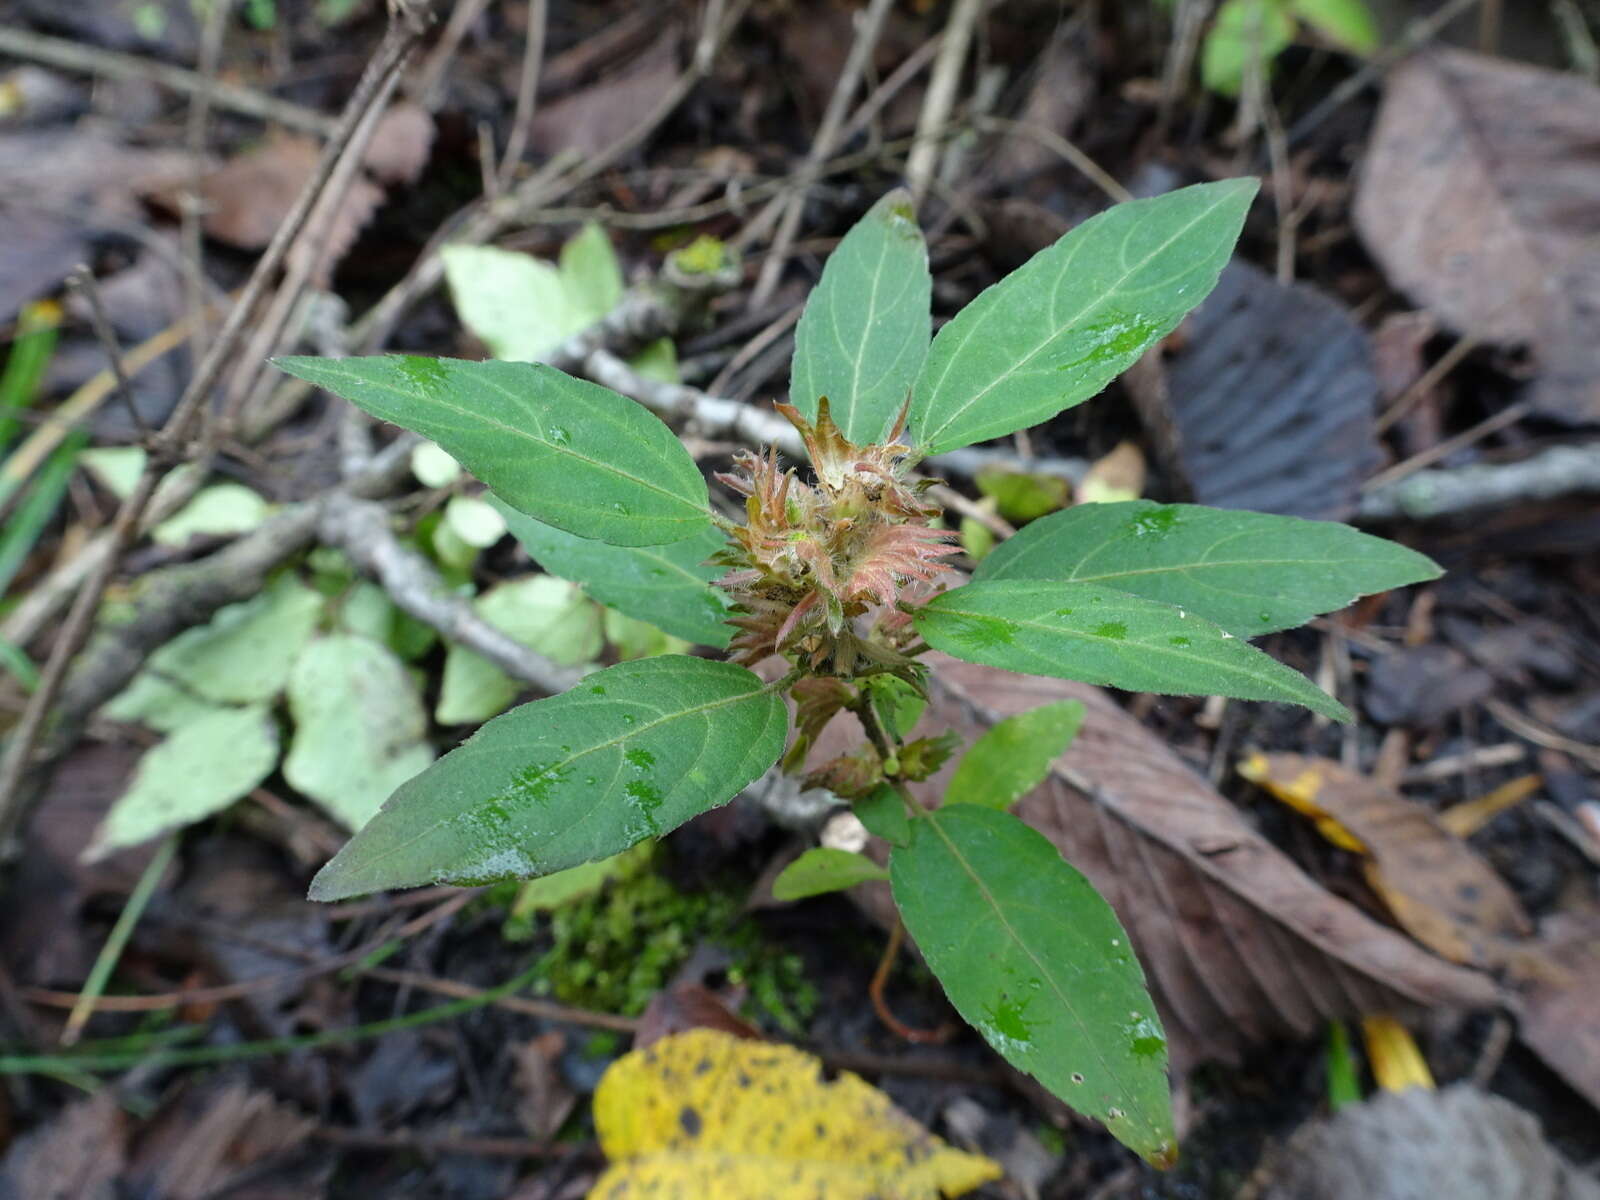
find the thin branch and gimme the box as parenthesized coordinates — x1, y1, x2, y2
(497, 0, 548, 190)
(0, 24, 334, 135)
(182, 0, 231, 363)
(1356, 441, 1600, 522)
(905, 0, 986, 204)
(65, 266, 149, 439)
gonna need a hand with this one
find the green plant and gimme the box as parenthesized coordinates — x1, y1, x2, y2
(1189, 0, 1379, 96)
(273, 181, 1438, 1165)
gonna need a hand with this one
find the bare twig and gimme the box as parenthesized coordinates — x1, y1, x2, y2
(971, 115, 1130, 204)
(65, 266, 149, 439)
(0, 8, 438, 851)
(1360, 401, 1531, 494)
(415, 0, 494, 107)
(748, 0, 896, 308)
(1357, 442, 1600, 522)
(905, 0, 987, 204)
(0, 24, 334, 136)
(318, 493, 583, 696)
(497, 0, 548, 190)
(182, 0, 231, 363)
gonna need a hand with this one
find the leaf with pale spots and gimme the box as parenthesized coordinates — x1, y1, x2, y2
(591, 1028, 1000, 1198)
(891, 804, 1175, 1165)
(906, 180, 1255, 455)
(308, 656, 787, 900)
(975, 500, 1439, 637)
(272, 355, 712, 547)
(915, 579, 1349, 720)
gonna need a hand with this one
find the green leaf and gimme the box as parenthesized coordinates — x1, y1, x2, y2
(105, 574, 324, 728)
(510, 844, 650, 916)
(975, 468, 1069, 523)
(853, 784, 911, 847)
(495, 499, 733, 647)
(1289, 0, 1377, 53)
(907, 180, 1254, 455)
(1201, 0, 1296, 96)
(273, 355, 712, 547)
(974, 500, 1440, 636)
(284, 634, 435, 831)
(790, 190, 931, 444)
(559, 222, 626, 324)
(410, 441, 461, 488)
(441, 244, 574, 362)
(308, 656, 788, 900)
(915, 580, 1349, 720)
(945, 700, 1084, 810)
(151, 483, 270, 547)
(435, 576, 603, 725)
(442, 494, 508, 548)
(772, 847, 888, 900)
(603, 609, 692, 660)
(862, 674, 926, 741)
(891, 804, 1174, 1164)
(88, 705, 280, 858)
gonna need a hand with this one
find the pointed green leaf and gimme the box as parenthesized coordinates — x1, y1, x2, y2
(441, 244, 573, 362)
(273, 356, 712, 546)
(1201, 0, 1296, 95)
(88, 705, 280, 859)
(907, 181, 1255, 455)
(495, 498, 734, 648)
(790, 189, 931, 443)
(285, 634, 435, 831)
(853, 784, 911, 847)
(915, 580, 1349, 720)
(975, 500, 1440, 636)
(772, 847, 889, 900)
(308, 656, 788, 900)
(946, 700, 1084, 810)
(1289, 0, 1377, 53)
(559, 221, 626, 324)
(891, 805, 1174, 1164)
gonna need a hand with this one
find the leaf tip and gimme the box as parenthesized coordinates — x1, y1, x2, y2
(306, 860, 358, 903)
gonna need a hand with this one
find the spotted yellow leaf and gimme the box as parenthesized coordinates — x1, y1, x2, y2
(590, 1029, 1002, 1198)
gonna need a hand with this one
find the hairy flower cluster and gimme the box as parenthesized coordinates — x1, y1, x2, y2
(713, 400, 956, 676)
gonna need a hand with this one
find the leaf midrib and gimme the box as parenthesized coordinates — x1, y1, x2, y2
(918, 811, 1154, 1142)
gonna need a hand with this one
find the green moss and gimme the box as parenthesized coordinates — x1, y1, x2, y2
(496, 855, 816, 1034)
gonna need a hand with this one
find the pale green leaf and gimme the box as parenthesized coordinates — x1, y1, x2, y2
(772, 847, 888, 900)
(410, 440, 461, 488)
(974, 500, 1440, 636)
(284, 634, 435, 830)
(308, 656, 788, 900)
(629, 337, 679, 385)
(88, 705, 280, 858)
(1289, 0, 1377, 52)
(790, 189, 931, 443)
(443, 494, 508, 548)
(79, 446, 146, 499)
(436, 576, 603, 725)
(335, 580, 397, 643)
(945, 700, 1084, 810)
(152, 483, 270, 546)
(1201, 0, 1296, 96)
(907, 181, 1255, 454)
(510, 844, 650, 916)
(603, 609, 693, 660)
(559, 221, 625, 324)
(496, 499, 733, 647)
(273, 355, 713, 547)
(442, 244, 574, 361)
(104, 573, 324, 728)
(892, 805, 1174, 1164)
(914, 580, 1349, 720)
(853, 784, 910, 847)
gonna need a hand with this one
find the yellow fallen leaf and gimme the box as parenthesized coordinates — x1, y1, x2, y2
(589, 1029, 1003, 1199)
(1361, 1014, 1435, 1093)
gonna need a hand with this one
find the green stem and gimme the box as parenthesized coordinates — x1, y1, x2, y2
(1, 961, 546, 1076)
(62, 832, 179, 1046)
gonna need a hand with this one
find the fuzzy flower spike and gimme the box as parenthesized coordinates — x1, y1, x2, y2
(712, 398, 956, 676)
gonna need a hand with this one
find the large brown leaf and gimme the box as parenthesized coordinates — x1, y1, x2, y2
(1354, 49, 1600, 423)
(880, 657, 1498, 1071)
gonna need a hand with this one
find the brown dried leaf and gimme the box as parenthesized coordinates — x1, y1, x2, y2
(127, 1080, 312, 1200)
(531, 31, 680, 157)
(1514, 910, 1600, 1113)
(0, 1090, 125, 1200)
(894, 656, 1497, 1071)
(1354, 50, 1600, 423)
(1238, 753, 1533, 969)
(514, 1032, 579, 1141)
(361, 102, 436, 186)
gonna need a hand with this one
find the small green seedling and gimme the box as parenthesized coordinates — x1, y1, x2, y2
(1184, 0, 1379, 96)
(274, 180, 1437, 1165)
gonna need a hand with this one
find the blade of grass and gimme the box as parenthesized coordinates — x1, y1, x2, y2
(61, 833, 179, 1046)
(0, 300, 61, 456)
(0, 433, 86, 598)
(0, 960, 546, 1075)
(0, 636, 40, 692)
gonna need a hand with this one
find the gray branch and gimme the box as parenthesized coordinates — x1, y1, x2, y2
(1356, 443, 1600, 522)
